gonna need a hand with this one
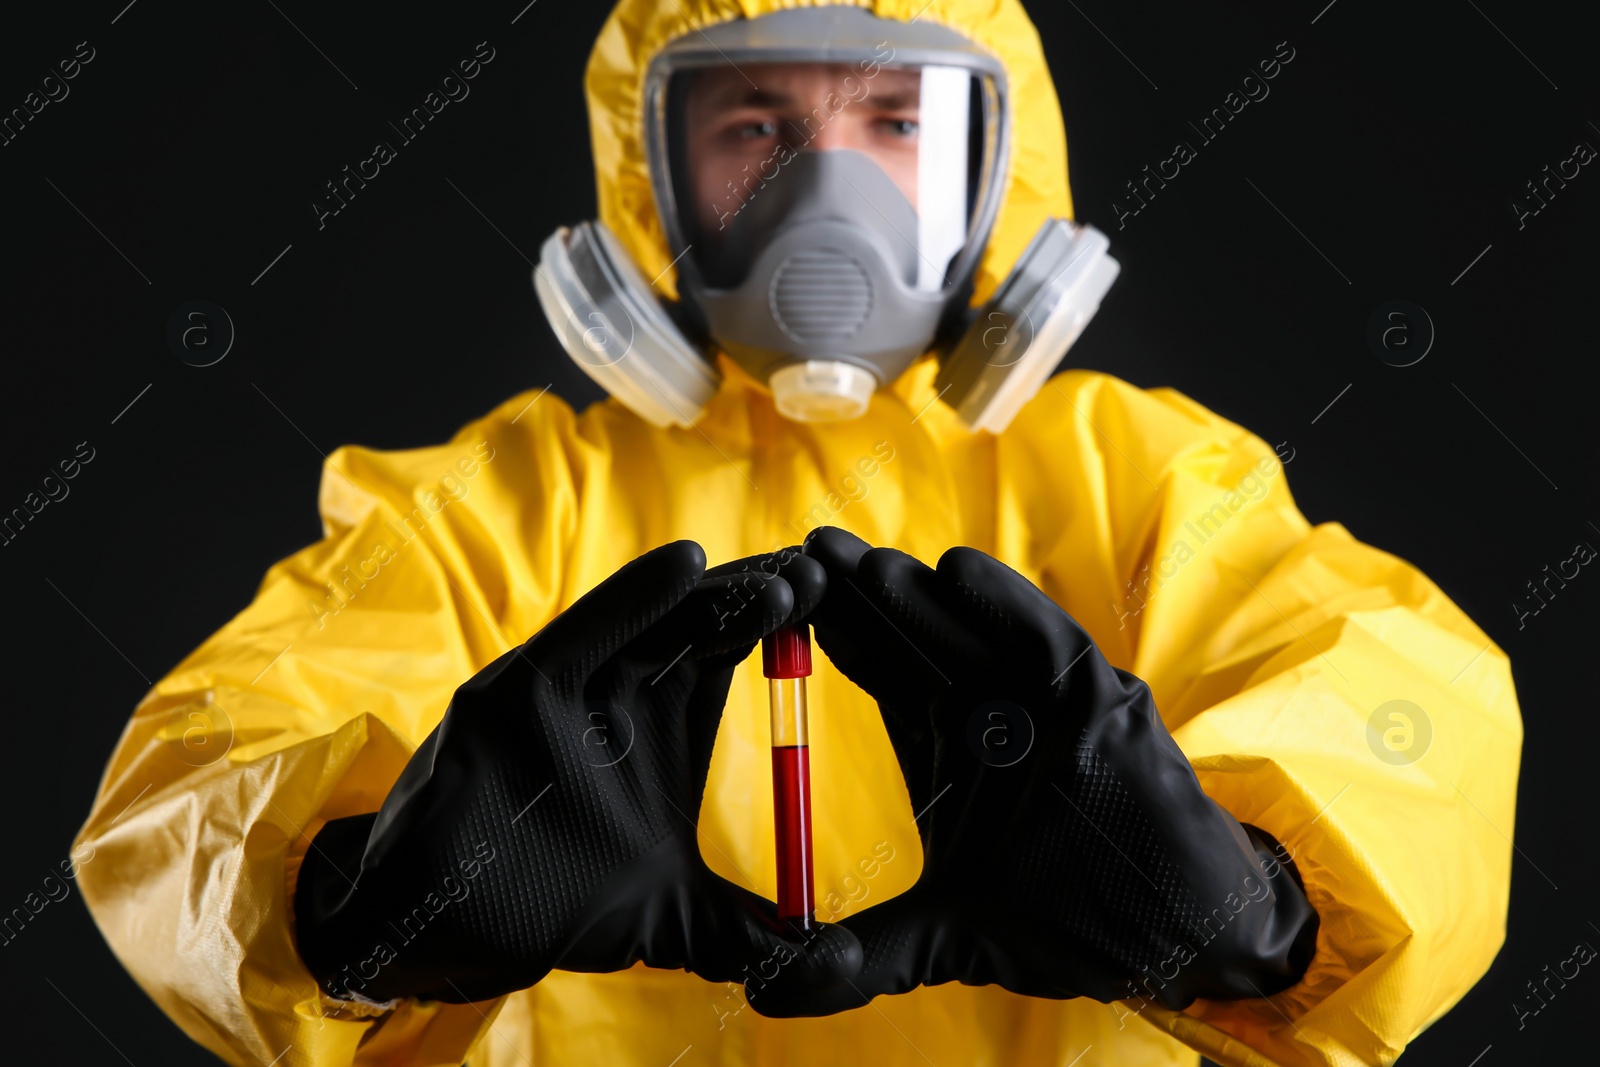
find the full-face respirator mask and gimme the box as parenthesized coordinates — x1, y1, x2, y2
(534, 6, 1118, 433)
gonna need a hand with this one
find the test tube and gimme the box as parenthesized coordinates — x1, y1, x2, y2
(763, 623, 814, 935)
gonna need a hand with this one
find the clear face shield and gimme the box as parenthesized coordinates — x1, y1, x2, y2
(644, 11, 1009, 420)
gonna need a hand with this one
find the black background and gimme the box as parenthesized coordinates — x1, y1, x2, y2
(1, 1, 1593, 1063)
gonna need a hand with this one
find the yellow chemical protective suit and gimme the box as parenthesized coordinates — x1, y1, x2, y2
(74, 1, 1520, 1065)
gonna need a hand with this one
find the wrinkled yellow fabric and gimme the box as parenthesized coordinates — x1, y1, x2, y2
(74, 2, 1519, 1065)
(74, 359, 1520, 1067)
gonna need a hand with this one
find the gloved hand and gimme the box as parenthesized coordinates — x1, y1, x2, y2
(293, 540, 862, 1006)
(753, 528, 1318, 1016)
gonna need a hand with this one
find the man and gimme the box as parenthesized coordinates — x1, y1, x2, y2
(75, 2, 1519, 1065)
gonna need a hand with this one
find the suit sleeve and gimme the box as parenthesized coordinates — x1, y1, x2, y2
(71, 390, 581, 1067)
(1006, 371, 1519, 1067)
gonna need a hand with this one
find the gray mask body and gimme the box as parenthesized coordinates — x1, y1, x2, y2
(685, 149, 950, 400)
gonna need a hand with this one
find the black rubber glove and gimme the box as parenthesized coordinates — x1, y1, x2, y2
(293, 540, 862, 1006)
(752, 528, 1318, 1016)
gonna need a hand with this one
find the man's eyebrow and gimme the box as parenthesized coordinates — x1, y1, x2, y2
(699, 81, 922, 112)
(863, 90, 920, 110)
(705, 85, 796, 110)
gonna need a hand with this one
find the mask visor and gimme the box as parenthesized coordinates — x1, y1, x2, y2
(662, 60, 999, 297)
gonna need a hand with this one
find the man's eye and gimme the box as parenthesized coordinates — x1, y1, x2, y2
(736, 119, 778, 139)
(881, 118, 919, 137)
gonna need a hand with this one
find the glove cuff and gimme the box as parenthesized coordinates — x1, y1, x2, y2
(1238, 822, 1320, 987)
(292, 812, 386, 1003)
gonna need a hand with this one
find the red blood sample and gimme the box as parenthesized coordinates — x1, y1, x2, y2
(764, 623, 815, 936)
(770, 744, 814, 932)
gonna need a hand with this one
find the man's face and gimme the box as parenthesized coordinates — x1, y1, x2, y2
(683, 62, 923, 241)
